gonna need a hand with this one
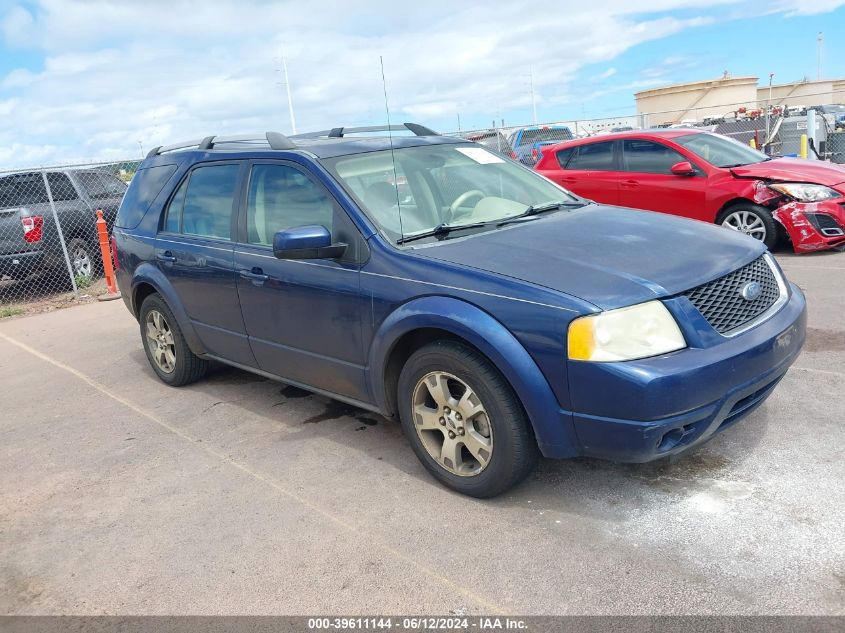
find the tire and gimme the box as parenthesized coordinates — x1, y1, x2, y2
(139, 293, 208, 386)
(65, 237, 99, 280)
(718, 203, 779, 250)
(397, 340, 538, 498)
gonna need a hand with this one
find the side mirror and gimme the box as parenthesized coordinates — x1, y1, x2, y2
(273, 225, 347, 260)
(670, 161, 696, 176)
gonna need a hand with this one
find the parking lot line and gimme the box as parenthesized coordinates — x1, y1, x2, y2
(791, 365, 845, 378)
(0, 329, 508, 616)
(776, 264, 845, 272)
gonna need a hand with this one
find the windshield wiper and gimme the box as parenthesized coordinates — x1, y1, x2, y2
(497, 200, 590, 227)
(396, 222, 487, 245)
(723, 158, 773, 168)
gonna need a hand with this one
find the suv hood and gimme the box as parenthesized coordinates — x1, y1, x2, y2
(730, 157, 845, 187)
(413, 205, 765, 310)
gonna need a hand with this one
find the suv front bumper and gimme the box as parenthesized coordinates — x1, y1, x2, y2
(564, 283, 806, 462)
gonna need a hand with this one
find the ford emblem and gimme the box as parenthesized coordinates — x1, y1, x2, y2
(740, 281, 762, 301)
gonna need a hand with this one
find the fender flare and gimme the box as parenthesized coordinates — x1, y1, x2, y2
(367, 295, 579, 458)
(130, 263, 207, 356)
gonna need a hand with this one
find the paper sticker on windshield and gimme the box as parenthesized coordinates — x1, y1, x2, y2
(456, 147, 505, 164)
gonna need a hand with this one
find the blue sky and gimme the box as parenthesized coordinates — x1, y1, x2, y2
(1, 0, 844, 166)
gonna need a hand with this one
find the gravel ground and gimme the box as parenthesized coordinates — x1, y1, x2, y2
(0, 251, 842, 616)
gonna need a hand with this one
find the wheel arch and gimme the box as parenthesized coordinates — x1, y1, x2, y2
(368, 295, 579, 458)
(130, 264, 207, 356)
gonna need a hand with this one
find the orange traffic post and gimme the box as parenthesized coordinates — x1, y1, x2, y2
(95, 209, 121, 300)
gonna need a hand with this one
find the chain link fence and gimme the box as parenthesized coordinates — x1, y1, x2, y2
(448, 106, 845, 165)
(0, 160, 139, 309)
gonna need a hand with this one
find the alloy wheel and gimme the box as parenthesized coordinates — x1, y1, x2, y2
(145, 310, 176, 373)
(411, 371, 493, 476)
(722, 210, 767, 241)
(72, 245, 93, 277)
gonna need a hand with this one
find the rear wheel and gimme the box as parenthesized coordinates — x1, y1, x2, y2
(719, 203, 778, 249)
(139, 293, 208, 386)
(397, 340, 538, 498)
(67, 237, 97, 280)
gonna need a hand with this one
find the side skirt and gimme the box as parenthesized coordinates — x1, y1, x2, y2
(201, 353, 383, 414)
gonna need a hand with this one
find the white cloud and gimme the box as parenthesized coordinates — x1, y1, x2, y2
(0, 0, 839, 167)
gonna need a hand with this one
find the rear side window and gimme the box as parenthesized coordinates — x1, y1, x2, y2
(46, 172, 78, 201)
(622, 140, 687, 174)
(556, 148, 575, 169)
(180, 164, 239, 240)
(0, 173, 48, 207)
(115, 164, 177, 229)
(246, 164, 334, 245)
(569, 142, 615, 171)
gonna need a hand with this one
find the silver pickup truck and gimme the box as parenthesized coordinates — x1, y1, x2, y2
(0, 169, 127, 283)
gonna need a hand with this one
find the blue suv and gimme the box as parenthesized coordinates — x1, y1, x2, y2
(113, 124, 806, 497)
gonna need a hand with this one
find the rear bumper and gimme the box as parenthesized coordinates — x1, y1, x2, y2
(0, 250, 44, 278)
(561, 283, 806, 462)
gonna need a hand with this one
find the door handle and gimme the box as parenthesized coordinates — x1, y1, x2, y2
(156, 251, 176, 263)
(239, 268, 269, 284)
(621, 179, 639, 188)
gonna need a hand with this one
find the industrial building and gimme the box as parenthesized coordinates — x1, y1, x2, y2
(635, 75, 845, 126)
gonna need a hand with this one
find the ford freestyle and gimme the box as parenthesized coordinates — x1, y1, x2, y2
(113, 125, 806, 497)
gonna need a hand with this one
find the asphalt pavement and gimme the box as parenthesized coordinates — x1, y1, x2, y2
(0, 251, 843, 615)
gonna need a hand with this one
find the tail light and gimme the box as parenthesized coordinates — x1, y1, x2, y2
(21, 214, 44, 243)
(111, 235, 120, 271)
(510, 151, 518, 159)
(531, 148, 539, 162)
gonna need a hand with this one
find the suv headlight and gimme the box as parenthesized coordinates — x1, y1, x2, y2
(768, 182, 842, 202)
(568, 301, 686, 362)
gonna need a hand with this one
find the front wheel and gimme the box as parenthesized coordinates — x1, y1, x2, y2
(719, 204, 778, 249)
(397, 340, 538, 498)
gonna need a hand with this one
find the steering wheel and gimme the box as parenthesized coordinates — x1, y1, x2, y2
(447, 190, 486, 222)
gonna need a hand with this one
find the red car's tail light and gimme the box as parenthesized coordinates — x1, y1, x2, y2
(21, 214, 44, 243)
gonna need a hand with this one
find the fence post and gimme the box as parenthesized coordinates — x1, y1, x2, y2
(40, 169, 78, 297)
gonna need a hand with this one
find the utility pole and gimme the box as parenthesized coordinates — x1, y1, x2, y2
(529, 65, 537, 124)
(817, 32, 823, 80)
(280, 45, 297, 134)
(766, 73, 774, 141)
(137, 141, 144, 158)
(456, 112, 461, 132)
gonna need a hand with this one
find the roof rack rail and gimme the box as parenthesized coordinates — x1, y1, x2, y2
(146, 131, 296, 158)
(292, 122, 438, 139)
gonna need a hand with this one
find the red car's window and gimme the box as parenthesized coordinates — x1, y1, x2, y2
(556, 148, 575, 169)
(622, 140, 687, 175)
(568, 142, 614, 171)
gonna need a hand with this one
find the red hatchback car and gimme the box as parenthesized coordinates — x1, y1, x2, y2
(535, 129, 845, 253)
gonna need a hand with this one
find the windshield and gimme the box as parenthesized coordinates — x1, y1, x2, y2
(323, 143, 578, 243)
(674, 132, 769, 168)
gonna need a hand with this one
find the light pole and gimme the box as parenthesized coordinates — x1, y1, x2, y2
(765, 73, 774, 142)
(138, 141, 144, 158)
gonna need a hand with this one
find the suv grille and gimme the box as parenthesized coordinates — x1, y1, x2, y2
(684, 256, 782, 335)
